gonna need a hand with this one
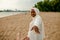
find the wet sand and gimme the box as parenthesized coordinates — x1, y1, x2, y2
(0, 12, 60, 40)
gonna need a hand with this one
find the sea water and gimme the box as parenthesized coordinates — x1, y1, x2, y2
(0, 12, 27, 18)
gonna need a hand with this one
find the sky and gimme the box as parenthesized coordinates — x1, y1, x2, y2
(0, 0, 43, 10)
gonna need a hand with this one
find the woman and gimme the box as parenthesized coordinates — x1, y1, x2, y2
(23, 8, 45, 40)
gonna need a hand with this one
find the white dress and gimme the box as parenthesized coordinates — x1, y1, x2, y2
(27, 15, 45, 40)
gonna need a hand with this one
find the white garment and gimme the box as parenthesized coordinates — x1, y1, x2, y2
(27, 8, 45, 40)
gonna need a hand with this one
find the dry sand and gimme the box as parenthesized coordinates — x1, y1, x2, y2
(0, 12, 60, 40)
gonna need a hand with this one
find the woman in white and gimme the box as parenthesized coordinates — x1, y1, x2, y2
(23, 7, 45, 40)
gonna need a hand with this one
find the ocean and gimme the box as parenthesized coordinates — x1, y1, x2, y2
(0, 12, 27, 18)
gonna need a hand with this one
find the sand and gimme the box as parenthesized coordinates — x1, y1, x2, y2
(0, 12, 60, 40)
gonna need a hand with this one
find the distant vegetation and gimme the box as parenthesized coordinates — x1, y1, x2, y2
(35, 0, 60, 12)
(0, 9, 21, 12)
(0, 9, 29, 12)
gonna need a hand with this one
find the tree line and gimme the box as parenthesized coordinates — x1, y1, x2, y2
(35, 0, 60, 12)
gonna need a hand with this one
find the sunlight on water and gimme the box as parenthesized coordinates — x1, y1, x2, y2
(0, 12, 26, 18)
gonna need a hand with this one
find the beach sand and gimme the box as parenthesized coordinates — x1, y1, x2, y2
(0, 12, 60, 40)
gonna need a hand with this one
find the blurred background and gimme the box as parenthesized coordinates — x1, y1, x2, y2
(0, 0, 60, 40)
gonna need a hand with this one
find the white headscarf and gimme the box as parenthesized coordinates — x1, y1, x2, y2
(31, 7, 40, 15)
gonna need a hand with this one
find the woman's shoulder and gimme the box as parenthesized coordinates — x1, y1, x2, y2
(35, 15, 42, 20)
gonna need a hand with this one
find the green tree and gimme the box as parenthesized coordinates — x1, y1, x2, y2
(34, 0, 60, 12)
(44, 0, 50, 2)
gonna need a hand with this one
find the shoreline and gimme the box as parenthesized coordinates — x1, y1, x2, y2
(0, 12, 28, 18)
(0, 12, 60, 18)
